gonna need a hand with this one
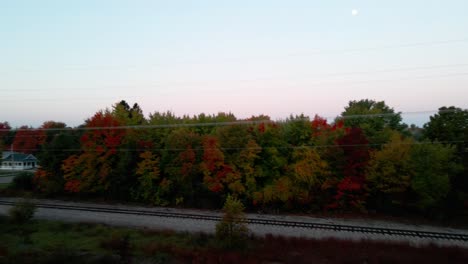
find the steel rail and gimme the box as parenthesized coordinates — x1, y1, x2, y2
(0, 200, 467, 242)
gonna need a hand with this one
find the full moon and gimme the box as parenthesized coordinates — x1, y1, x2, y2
(351, 9, 359, 16)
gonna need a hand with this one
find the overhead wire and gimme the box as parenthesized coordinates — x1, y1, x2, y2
(3, 63, 468, 93)
(6, 140, 467, 153)
(1, 37, 466, 133)
(3, 37, 468, 73)
(1, 107, 466, 132)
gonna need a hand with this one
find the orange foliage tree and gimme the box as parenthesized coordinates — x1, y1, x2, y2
(62, 111, 125, 193)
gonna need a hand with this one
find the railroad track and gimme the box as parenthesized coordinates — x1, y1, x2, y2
(1, 200, 467, 242)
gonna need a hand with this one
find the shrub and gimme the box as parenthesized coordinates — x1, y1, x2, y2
(11, 172, 35, 191)
(100, 231, 132, 263)
(8, 199, 37, 244)
(9, 199, 36, 225)
(215, 195, 249, 249)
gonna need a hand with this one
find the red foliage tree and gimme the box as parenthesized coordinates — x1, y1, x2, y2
(332, 127, 371, 210)
(12, 126, 46, 154)
(62, 111, 125, 193)
(200, 136, 237, 193)
(80, 111, 125, 153)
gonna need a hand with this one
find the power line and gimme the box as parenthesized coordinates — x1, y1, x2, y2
(286, 38, 468, 57)
(1, 108, 466, 132)
(4, 37, 468, 73)
(3, 63, 468, 93)
(7, 140, 467, 153)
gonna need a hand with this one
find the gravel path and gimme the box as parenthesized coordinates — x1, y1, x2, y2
(1, 197, 467, 248)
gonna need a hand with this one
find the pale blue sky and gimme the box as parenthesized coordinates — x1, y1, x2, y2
(1, 0, 467, 127)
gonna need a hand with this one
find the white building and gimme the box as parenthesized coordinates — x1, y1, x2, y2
(0, 151, 39, 170)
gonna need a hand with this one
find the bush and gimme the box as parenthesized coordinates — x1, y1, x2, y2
(9, 199, 36, 225)
(100, 231, 132, 263)
(11, 172, 35, 191)
(215, 195, 249, 249)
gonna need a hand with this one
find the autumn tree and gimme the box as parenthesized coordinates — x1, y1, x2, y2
(251, 122, 289, 207)
(161, 128, 202, 206)
(62, 111, 125, 195)
(12, 126, 46, 154)
(200, 135, 236, 196)
(236, 139, 262, 202)
(287, 147, 330, 209)
(331, 127, 370, 211)
(35, 131, 80, 195)
(40, 121, 67, 144)
(308, 116, 348, 200)
(366, 132, 413, 211)
(216, 125, 262, 199)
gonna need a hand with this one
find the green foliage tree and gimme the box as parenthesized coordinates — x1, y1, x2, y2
(424, 106, 468, 146)
(367, 132, 413, 211)
(423, 106, 468, 211)
(410, 143, 457, 212)
(254, 122, 288, 181)
(339, 99, 407, 145)
(112, 100, 146, 126)
(0, 121, 11, 152)
(236, 139, 262, 201)
(148, 111, 182, 149)
(132, 151, 168, 205)
(111, 101, 149, 199)
(215, 195, 249, 249)
(35, 132, 80, 195)
(283, 114, 312, 146)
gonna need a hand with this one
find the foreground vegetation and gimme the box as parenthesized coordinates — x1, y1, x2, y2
(1, 214, 468, 264)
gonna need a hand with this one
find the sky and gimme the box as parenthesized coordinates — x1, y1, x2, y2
(1, 0, 467, 128)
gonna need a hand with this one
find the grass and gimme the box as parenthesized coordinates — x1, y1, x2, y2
(1, 215, 468, 264)
(0, 170, 23, 176)
(0, 183, 9, 189)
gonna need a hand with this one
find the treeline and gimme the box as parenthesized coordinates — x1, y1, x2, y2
(1, 99, 467, 217)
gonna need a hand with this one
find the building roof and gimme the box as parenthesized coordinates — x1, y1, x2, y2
(1, 151, 14, 159)
(1, 152, 38, 162)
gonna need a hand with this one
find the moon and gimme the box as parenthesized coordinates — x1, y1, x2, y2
(351, 9, 359, 16)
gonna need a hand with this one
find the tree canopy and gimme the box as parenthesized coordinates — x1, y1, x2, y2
(5, 99, 462, 218)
